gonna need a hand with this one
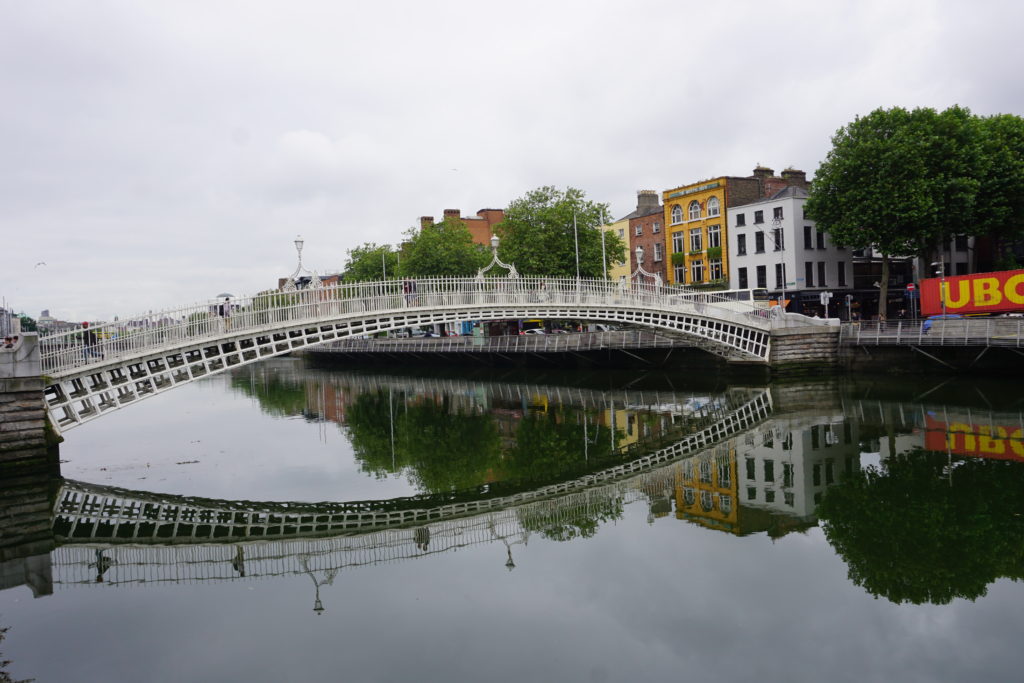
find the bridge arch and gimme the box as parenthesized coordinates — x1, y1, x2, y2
(38, 278, 809, 431)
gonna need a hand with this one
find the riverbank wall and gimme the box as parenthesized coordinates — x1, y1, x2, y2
(1, 333, 59, 476)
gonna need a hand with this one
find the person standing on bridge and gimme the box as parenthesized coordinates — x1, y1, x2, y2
(219, 297, 232, 331)
(82, 322, 102, 361)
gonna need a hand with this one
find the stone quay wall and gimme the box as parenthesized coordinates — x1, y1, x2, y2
(1, 334, 57, 474)
(769, 326, 841, 374)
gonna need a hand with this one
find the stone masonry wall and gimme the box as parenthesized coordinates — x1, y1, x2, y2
(769, 326, 840, 374)
(0, 334, 56, 473)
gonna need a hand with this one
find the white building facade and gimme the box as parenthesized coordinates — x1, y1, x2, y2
(727, 187, 854, 315)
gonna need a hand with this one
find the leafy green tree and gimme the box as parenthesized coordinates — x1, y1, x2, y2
(342, 243, 399, 282)
(397, 218, 489, 278)
(806, 106, 988, 310)
(817, 449, 1024, 605)
(16, 314, 36, 332)
(977, 113, 1024, 267)
(497, 186, 624, 278)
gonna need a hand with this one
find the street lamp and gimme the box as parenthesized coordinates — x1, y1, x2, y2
(932, 259, 947, 317)
(476, 233, 518, 279)
(632, 245, 663, 288)
(600, 224, 607, 281)
(284, 234, 309, 291)
(573, 212, 581, 280)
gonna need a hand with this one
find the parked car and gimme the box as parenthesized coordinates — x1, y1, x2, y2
(524, 328, 546, 335)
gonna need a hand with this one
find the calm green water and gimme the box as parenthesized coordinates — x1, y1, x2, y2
(2, 359, 1023, 682)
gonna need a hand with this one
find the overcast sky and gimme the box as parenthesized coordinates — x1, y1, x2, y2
(3, 0, 1023, 321)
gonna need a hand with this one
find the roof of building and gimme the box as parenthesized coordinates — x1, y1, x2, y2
(617, 205, 663, 222)
(769, 185, 809, 200)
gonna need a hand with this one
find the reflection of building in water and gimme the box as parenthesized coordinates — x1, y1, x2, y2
(673, 444, 738, 533)
(739, 416, 861, 521)
(849, 400, 1024, 464)
(660, 416, 863, 538)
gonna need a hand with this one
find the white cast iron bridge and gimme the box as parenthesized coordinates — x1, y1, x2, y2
(39, 277, 824, 432)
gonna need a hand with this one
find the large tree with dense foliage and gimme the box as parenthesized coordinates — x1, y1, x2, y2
(342, 242, 399, 281)
(497, 186, 624, 278)
(397, 218, 489, 278)
(977, 113, 1024, 267)
(804, 105, 1018, 310)
(817, 449, 1024, 605)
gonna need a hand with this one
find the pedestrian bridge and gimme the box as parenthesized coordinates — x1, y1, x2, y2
(38, 277, 826, 431)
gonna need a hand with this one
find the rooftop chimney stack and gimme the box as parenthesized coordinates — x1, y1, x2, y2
(636, 190, 660, 213)
(780, 168, 808, 189)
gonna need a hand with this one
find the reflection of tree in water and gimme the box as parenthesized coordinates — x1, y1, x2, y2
(346, 392, 627, 494)
(517, 491, 625, 542)
(818, 449, 1024, 605)
(503, 408, 620, 483)
(1, 624, 33, 683)
(230, 374, 308, 418)
(345, 391, 503, 492)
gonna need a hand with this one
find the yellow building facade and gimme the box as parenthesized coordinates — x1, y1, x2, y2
(662, 178, 730, 287)
(603, 218, 631, 282)
(673, 446, 739, 533)
(663, 176, 763, 287)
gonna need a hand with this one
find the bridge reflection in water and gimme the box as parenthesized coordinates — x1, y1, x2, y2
(11, 368, 1023, 612)
(50, 385, 775, 591)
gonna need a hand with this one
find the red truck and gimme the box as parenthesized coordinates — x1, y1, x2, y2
(919, 268, 1024, 317)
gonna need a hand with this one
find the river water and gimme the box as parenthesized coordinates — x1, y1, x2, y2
(2, 359, 1023, 682)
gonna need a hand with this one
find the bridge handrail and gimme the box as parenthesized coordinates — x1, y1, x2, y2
(39, 277, 784, 375)
(838, 318, 1024, 347)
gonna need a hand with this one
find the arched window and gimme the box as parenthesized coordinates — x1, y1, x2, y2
(688, 200, 701, 220)
(671, 204, 683, 224)
(707, 196, 720, 217)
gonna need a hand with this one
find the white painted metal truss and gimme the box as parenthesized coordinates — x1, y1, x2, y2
(49, 388, 772, 550)
(38, 277, 819, 431)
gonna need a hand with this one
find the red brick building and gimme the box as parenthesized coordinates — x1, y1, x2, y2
(621, 191, 665, 281)
(419, 208, 505, 247)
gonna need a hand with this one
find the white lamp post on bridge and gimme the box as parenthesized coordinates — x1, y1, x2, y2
(283, 234, 321, 292)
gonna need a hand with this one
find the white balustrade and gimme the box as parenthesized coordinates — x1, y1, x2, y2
(40, 277, 787, 377)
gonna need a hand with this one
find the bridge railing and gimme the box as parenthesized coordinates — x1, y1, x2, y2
(320, 330, 685, 354)
(839, 318, 1024, 347)
(38, 277, 779, 375)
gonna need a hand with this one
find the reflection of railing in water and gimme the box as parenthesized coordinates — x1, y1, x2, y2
(52, 485, 641, 588)
(52, 389, 771, 546)
(272, 364, 741, 416)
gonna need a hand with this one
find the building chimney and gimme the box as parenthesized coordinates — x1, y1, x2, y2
(751, 165, 774, 181)
(636, 190, 660, 213)
(780, 168, 808, 188)
(419, 216, 435, 230)
(443, 209, 461, 221)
